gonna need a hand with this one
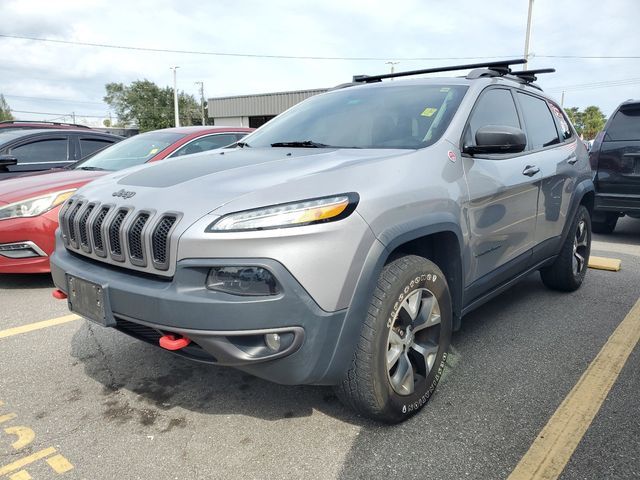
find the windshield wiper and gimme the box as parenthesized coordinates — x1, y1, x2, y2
(236, 141, 251, 148)
(77, 166, 107, 171)
(270, 140, 333, 148)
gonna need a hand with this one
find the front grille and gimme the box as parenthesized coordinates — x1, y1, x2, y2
(78, 204, 95, 252)
(128, 212, 150, 265)
(92, 206, 110, 256)
(60, 199, 181, 275)
(108, 209, 129, 260)
(67, 202, 83, 247)
(152, 215, 177, 270)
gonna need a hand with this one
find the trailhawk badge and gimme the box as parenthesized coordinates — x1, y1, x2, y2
(112, 189, 136, 199)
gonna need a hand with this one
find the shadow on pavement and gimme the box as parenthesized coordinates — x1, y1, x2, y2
(70, 320, 371, 426)
(592, 216, 640, 247)
(0, 273, 54, 289)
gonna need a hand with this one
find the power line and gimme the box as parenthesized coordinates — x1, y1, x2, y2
(10, 109, 106, 118)
(546, 77, 640, 92)
(2, 33, 639, 61)
(4, 94, 106, 105)
(0, 33, 518, 61)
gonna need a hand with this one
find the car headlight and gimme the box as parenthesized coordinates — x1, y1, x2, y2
(0, 190, 77, 221)
(206, 193, 359, 232)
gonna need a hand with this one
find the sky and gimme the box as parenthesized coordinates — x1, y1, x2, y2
(1, 0, 639, 126)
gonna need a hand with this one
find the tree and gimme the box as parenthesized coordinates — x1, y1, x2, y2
(581, 106, 606, 140)
(0, 94, 14, 121)
(103, 80, 201, 132)
(564, 105, 606, 140)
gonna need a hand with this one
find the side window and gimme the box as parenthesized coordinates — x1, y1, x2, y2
(170, 134, 239, 157)
(10, 138, 68, 163)
(548, 102, 573, 141)
(516, 93, 561, 149)
(465, 89, 520, 147)
(80, 138, 114, 157)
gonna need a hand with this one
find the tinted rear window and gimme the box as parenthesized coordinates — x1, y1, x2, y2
(516, 93, 560, 149)
(605, 105, 640, 141)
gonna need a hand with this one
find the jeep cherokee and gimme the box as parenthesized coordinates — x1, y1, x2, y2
(50, 59, 594, 423)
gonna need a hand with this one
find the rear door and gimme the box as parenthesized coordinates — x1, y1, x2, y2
(513, 92, 580, 255)
(462, 87, 541, 293)
(597, 103, 640, 195)
(4, 134, 72, 176)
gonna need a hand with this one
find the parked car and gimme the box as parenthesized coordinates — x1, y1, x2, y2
(0, 126, 253, 273)
(589, 99, 640, 233)
(0, 120, 93, 132)
(0, 129, 123, 180)
(50, 60, 594, 423)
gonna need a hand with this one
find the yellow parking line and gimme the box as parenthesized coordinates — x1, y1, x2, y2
(0, 315, 80, 340)
(508, 297, 640, 480)
(0, 447, 56, 476)
(588, 256, 621, 272)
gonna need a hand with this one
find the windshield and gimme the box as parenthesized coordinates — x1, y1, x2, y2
(243, 84, 468, 149)
(74, 131, 185, 171)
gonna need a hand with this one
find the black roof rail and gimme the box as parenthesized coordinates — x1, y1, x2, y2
(352, 58, 527, 83)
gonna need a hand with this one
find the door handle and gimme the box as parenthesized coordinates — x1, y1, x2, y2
(567, 156, 578, 165)
(522, 165, 540, 177)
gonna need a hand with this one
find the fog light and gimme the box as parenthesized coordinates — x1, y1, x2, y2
(264, 333, 281, 352)
(206, 266, 280, 296)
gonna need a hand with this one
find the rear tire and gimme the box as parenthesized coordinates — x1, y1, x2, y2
(592, 212, 618, 234)
(540, 205, 591, 292)
(336, 255, 452, 423)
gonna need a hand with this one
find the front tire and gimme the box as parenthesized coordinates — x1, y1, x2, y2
(540, 205, 591, 292)
(336, 255, 452, 423)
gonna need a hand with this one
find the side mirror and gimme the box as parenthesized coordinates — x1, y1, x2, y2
(464, 125, 527, 155)
(0, 155, 17, 171)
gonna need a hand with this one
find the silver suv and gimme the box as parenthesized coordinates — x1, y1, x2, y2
(51, 60, 594, 423)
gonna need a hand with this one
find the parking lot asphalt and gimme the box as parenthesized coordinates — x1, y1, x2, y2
(0, 217, 638, 480)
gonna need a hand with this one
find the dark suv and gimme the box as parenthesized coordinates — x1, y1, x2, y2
(0, 129, 122, 180)
(590, 99, 640, 233)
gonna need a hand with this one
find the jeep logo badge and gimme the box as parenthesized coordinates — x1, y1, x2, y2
(112, 189, 136, 199)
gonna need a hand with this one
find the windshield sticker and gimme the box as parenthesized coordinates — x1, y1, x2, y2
(148, 147, 159, 155)
(439, 87, 451, 92)
(421, 107, 438, 117)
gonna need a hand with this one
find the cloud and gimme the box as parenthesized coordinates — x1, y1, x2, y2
(0, 0, 638, 125)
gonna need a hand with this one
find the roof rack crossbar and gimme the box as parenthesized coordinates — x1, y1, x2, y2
(353, 58, 527, 83)
(508, 68, 556, 83)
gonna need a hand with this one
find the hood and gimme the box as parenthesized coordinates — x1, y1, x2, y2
(0, 169, 107, 204)
(74, 147, 412, 221)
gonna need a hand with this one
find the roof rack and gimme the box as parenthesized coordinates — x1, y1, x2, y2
(508, 68, 556, 83)
(352, 58, 527, 83)
(0, 120, 91, 129)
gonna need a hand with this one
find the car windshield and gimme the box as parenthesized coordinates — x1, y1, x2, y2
(73, 131, 185, 171)
(243, 84, 468, 149)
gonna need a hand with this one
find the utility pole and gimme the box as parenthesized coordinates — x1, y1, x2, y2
(385, 61, 400, 80)
(561, 91, 565, 107)
(71, 112, 76, 124)
(194, 81, 205, 126)
(170, 66, 180, 127)
(523, 0, 534, 71)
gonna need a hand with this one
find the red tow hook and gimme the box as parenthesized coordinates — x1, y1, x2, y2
(159, 334, 191, 351)
(52, 289, 68, 300)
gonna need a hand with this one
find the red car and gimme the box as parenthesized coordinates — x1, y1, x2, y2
(0, 126, 253, 273)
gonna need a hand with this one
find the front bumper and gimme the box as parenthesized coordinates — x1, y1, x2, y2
(50, 242, 348, 385)
(0, 209, 58, 273)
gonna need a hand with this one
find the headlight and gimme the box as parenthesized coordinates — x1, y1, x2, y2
(206, 193, 358, 232)
(0, 190, 76, 221)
